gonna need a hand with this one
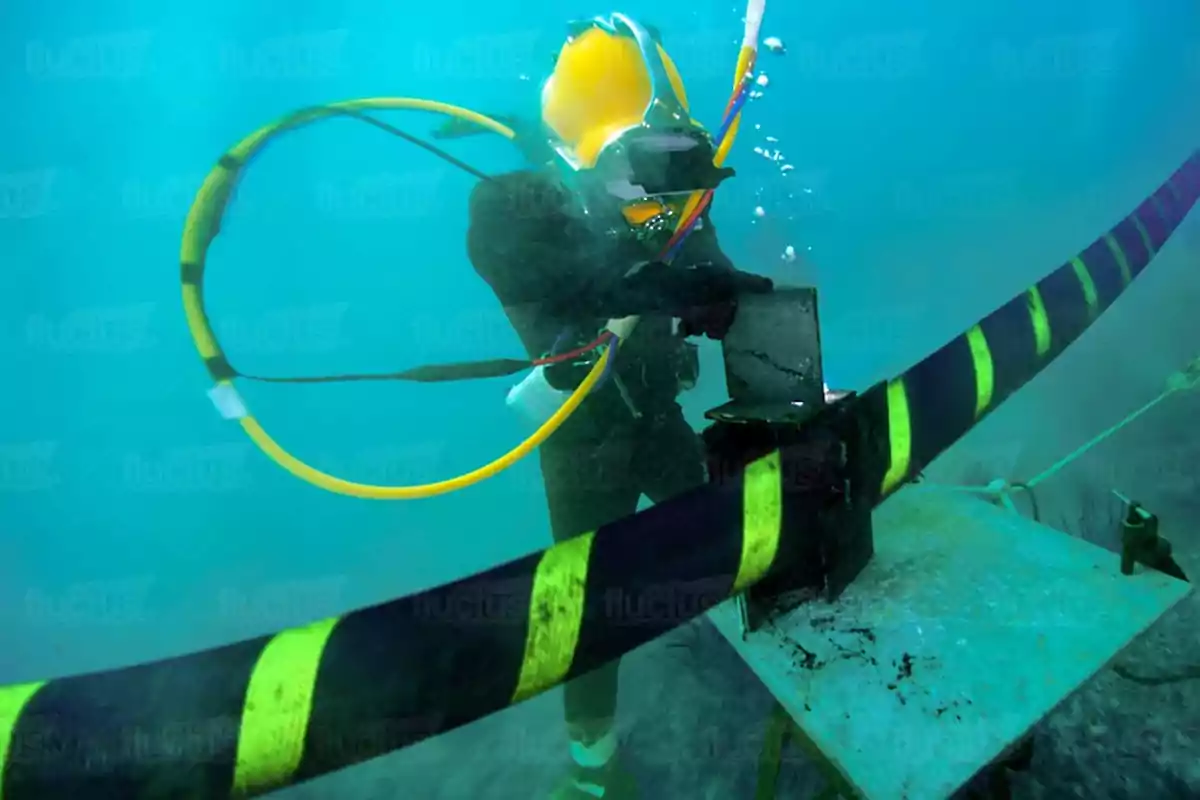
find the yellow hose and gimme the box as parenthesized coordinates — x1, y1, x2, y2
(181, 33, 760, 500)
(680, 43, 757, 224)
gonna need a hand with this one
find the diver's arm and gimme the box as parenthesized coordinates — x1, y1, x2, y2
(668, 211, 775, 339)
(626, 212, 774, 314)
(467, 173, 665, 321)
(467, 173, 613, 359)
(468, 174, 769, 324)
(467, 174, 611, 303)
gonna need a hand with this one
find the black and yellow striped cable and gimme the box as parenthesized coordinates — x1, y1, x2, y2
(0, 451, 789, 798)
(868, 151, 1199, 502)
(1, 153, 1196, 798)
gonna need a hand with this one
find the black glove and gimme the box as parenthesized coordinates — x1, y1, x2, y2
(678, 301, 740, 340)
(601, 260, 774, 319)
(667, 262, 774, 341)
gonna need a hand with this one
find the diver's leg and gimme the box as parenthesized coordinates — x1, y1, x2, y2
(539, 438, 640, 796)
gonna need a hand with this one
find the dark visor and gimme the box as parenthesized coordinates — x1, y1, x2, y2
(598, 128, 735, 198)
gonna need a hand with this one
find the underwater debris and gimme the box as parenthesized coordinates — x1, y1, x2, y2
(783, 634, 821, 670)
(1112, 662, 1200, 686)
(847, 626, 876, 643)
(932, 696, 973, 721)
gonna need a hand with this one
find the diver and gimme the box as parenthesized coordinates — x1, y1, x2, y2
(465, 14, 774, 799)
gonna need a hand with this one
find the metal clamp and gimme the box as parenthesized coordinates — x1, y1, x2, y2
(1114, 491, 1188, 582)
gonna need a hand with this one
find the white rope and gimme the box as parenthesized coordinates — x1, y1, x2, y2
(1023, 389, 1176, 489)
(914, 358, 1200, 511)
(913, 476, 1025, 509)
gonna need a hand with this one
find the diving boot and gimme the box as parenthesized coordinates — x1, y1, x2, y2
(548, 757, 639, 800)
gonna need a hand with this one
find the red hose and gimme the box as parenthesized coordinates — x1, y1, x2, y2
(532, 331, 616, 366)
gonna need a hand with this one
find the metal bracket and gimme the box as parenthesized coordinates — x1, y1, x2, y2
(1114, 491, 1189, 582)
(703, 287, 876, 636)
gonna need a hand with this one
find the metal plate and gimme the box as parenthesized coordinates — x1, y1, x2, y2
(721, 287, 824, 407)
(708, 488, 1192, 799)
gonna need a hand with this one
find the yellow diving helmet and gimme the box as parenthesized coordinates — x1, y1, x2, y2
(540, 14, 735, 242)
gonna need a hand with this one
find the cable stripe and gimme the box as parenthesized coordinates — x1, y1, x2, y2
(0, 683, 44, 800)
(880, 379, 911, 496)
(1154, 183, 1184, 228)
(1110, 215, 1153, 280)
(512, 532, 593, 703)
(732, 450, 783, 594)
(1131, 214, 1155, 261)
(234, 618, 339, 795)
(1104, 233, 1133, 286)
(965, 325, 994, 418)
(1077, 235, 1127, 312)
(1027, 288, 1052, 357)
(1038, 257, 1095, 353)
(1070, 256, 1099, 319)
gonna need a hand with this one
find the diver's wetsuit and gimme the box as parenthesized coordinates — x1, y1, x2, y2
(467, 169, 743, 739)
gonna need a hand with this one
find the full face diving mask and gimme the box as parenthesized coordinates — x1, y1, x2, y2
(557, 14, 735, 245)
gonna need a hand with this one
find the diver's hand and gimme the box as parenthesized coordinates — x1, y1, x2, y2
(673, 263, 773, 340)
(678, 302, 739, 340)
(611, 261, 773, 318)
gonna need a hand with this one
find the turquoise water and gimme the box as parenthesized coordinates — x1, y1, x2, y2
(2, 0, 1199, 797)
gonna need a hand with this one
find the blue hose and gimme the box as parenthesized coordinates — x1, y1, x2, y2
(715, 77, 752, 144)
(594, 336, 620, 390)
